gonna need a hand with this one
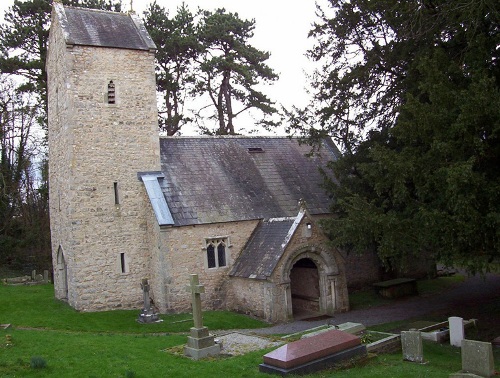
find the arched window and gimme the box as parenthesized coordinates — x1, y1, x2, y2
(207, 243, 216, 268)
(205, 238, 228, 269)
(217, 241, 226, 267)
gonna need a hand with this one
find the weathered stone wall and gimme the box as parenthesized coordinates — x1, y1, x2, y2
(47, 13, 160, 311)
(341, 249, 383, 290)
(225, 277, 269, 319)
(224, 213, 350, 323)
(152, 220, 259, 313)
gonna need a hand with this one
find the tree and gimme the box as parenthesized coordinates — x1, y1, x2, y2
(0, 0, 122, 271)
(143, 1, 200, 135)
(0, 77, 50, 269)
(301, 0, 500, 273)
(195, 8, 279, 135)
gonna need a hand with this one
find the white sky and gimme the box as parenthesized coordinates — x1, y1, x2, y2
(0, 0, 326, 134)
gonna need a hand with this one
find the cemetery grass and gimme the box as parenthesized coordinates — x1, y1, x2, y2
(1, 283, 499, 377)
(349, 274, 465, 310)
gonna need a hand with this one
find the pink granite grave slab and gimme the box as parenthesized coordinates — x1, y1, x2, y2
(263, 329, 361, 369)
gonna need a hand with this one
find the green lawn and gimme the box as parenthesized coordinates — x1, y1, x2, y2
(1, 283, 499, 377)
(349, 274, 466, 310)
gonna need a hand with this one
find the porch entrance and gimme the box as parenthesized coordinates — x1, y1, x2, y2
(290, 258, 320, 318)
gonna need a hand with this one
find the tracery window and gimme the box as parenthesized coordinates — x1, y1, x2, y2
(205, 238, 228, 269)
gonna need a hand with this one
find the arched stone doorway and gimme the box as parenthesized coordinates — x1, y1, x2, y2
(290, 258, 320, 317)
(56, 246, 68, 300)
(278, 244, 349, 321)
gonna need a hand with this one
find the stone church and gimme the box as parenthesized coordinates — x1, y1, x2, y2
(47, 4, 383, 322)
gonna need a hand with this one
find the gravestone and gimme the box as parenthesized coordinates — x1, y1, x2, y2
(449, 317, 465, 347)
(260, 329, 367, 376)
(401, 330, 424, 363)
(137, 278, 160, 323)
(450, 340, 495, 378)
(184, 274, 220, 360)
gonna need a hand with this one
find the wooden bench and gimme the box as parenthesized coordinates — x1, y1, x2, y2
(373, 278, 418, 299)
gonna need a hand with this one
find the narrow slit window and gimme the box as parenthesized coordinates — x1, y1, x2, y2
(107, 80, 116, 104)
(114, 182, 119, 205)
(120, 252, 127, 273)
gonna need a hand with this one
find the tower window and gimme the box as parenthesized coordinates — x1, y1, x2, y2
(107, 80, 116, 104)
(113, 182, 119, 205)
(120, 252, 128, 273)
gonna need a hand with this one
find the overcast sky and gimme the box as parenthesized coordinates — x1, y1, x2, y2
(0, 0, 327, 134)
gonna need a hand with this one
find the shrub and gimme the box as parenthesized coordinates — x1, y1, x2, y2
(30, 356, 47, 369)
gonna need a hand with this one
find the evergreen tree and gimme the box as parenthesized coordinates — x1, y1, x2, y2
(143, 1, 200, 135)
(302, 0, 499, 273)
(195, 8, 279, 135)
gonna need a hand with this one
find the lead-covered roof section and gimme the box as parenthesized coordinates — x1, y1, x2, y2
(138, 172, 174, 226)
(159, 137, 339, 226)
(53, 3, 156, 51)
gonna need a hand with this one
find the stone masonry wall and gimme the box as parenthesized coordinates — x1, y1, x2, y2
(47, 14, 161, 311)
(152, 220, 260, 314)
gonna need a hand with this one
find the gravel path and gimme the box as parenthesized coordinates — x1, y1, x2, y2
(242, 272, 500, 336)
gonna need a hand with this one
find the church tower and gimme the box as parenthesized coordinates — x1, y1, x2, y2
(47, 4, 160, 310)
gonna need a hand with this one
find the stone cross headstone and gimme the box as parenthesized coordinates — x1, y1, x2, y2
(137, 278, 159, 323)
(401, 330, 424, 363)
(186, 274, 205, 329)
(449, 316, 465, 347)
(141, 278, 151, 311)
(184, 274, 220, 360)
(450, 339, 495, 377)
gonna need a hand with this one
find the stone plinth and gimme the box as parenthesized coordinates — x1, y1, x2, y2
(260, 329, 366, 375)
(137, 308, 160, 323)
(184, 327, 221, 360)
(373, 278, 418, 298)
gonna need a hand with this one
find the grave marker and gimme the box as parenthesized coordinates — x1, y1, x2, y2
(450, 339, 495, 377)
(260, 329, 367, 375)
(184, 274, 220, 360)
(137, 278, 159, 323)
(401, 330, 424, 363)
(449, 317, 465, 347)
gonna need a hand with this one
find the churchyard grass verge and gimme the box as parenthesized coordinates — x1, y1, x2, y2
(1, 283, 499, 377)
(349, 275, 465, 310)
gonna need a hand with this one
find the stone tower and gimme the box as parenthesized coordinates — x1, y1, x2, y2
(47, 4, 160, 310)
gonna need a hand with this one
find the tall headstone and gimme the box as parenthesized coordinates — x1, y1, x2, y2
(450, 340, 495, 378)
(449, 317, 465, 347)
(137, 278, 160, 323)
(184, 274, 220, 360)
(401, 330, 424, 363)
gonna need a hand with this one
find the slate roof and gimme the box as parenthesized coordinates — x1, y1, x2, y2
(229, 216, 299, 280)
(159, 137, 339, 226)
(54, 3, 155, 51)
